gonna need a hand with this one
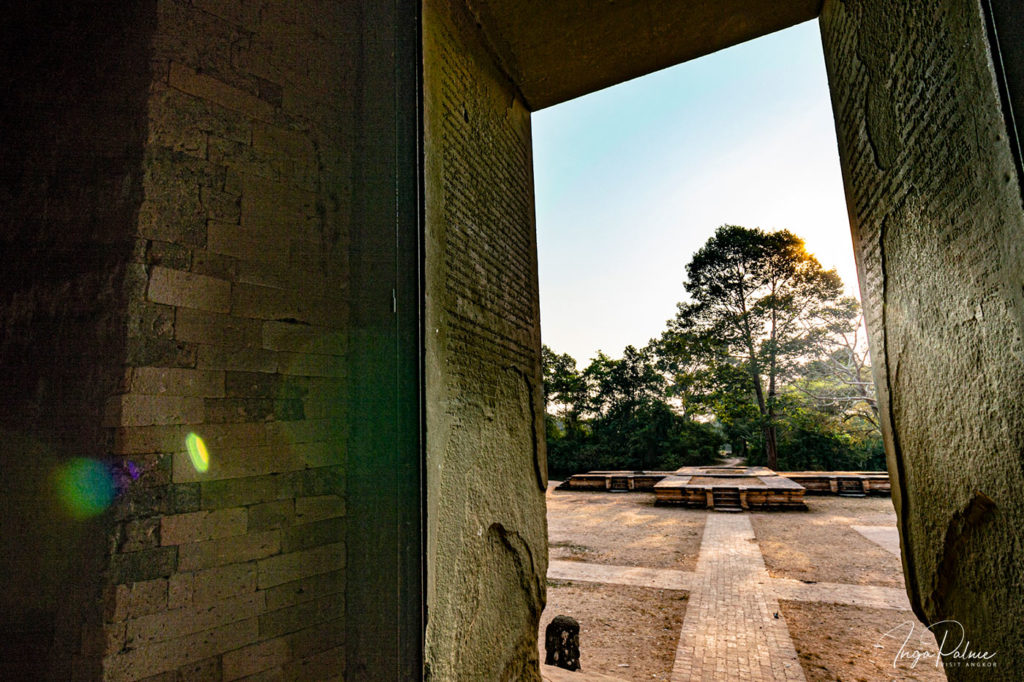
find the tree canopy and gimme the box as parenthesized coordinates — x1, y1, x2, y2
(664, 225, 859, 468)
(542, 225, 883, 477)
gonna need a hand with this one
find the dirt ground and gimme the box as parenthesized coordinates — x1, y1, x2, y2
(540, 580, 688, 681)
(543, 485, 949, 680)
(781, 601, 946, 681)
(750, 496, 906, 587)
(546, 484, 705, 571)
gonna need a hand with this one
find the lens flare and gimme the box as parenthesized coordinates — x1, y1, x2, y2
(55, 458, 115, 519)
(186, 433, 210, 473)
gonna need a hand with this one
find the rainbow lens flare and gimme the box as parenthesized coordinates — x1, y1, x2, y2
(186, 433, 210, 473)
(55, 458, 115, 519)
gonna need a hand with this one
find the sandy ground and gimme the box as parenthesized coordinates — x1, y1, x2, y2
(750, 496, 906, 587)
(541, 581, 687, 681)
(546, 485, 705, 571)
(543, 485, 947, 680)
(781, 601, 947, 681)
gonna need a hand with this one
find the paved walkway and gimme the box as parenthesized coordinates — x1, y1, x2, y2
(852, 525, 902, 556)
(548, 516, 910, 681)
(670, 513, 804, 681)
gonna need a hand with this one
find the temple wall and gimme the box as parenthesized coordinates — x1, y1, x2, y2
(1, 2, 356, 678)
(0, 3, 155, 678)
(422, 1, 549, 679)
(821, 0, 1024, 676)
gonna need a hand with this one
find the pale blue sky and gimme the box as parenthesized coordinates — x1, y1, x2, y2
(533, 20, 857, 365)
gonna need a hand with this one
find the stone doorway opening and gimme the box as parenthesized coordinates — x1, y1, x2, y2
(530, 23, 906, 677)
(421, 0, 1024, 679)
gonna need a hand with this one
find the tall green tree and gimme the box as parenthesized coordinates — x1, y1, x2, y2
(667, 225, 858, 469)
(542, 344, 589, 428)
(584, 345, 664, 418)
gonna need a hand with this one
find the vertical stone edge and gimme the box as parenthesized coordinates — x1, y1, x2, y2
(344, 0, 425, 678)
(819, 1, 1024, 676)
(422, 0, 547, 679)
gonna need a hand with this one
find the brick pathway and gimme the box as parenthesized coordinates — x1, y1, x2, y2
(670, 513, 804, 681)
(548, 515, 912, 680)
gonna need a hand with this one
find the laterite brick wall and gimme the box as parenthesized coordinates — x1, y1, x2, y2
(100, 2, 353, 679)
(2, 2, 355, 679)
(0, 3, 153, 679)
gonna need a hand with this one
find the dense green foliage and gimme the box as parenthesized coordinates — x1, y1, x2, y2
(543, 225, 884, 477)
(542, 345, 720, 478)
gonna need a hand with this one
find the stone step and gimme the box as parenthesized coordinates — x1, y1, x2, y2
(711, 487, 742, 511)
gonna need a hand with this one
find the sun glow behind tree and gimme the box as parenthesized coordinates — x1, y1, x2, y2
(533, 20, 856, 367)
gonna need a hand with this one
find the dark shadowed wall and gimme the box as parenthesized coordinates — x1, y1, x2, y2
(0, 3, 154, 678)
(1, 1, 371, 678)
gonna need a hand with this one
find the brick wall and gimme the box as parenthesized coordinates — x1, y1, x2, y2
(2, 1, 356, 679)
(0, 3, 154, 679)
(95, 2, 355, 680)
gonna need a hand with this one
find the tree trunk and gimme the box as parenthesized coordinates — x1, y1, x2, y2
(747, 365, 774, 467)
(765, 423, 778, 470)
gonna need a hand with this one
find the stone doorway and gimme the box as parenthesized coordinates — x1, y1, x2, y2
(420, 0, 1024, 679)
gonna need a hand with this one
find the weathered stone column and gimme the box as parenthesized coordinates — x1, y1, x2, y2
(821, 1, 1024, 676)
(422, 0, 549, 679)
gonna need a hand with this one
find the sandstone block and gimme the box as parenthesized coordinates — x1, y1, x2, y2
(113, 425, 190, 455)
(263, 569, 344, 613)
(256, 542, 344, 589)
(281, 516, 343, 554)
(103, 617, 258, 681)
(294, 495, 345, 523)
(126, 592, 261, 646)
(277, 351, 346, 378)
(168, 573, 193, 611)
(247, 499, 296, 531)
(147, 266, 231, 313)
(200, 474, 289, 510)
(168, 62, 274, 121)
(104, 394, 205, 427)
(258, 592, 343, 640)
(130, 367, 225, 397)
(178, 530, 281, 571)
(261, 321, 346, 355)
(175, 308, 260, 349)
(192, 563, 258, 606)
(160, 508, 247, 546)
(172, 444, 301, 483)
(286, 617, 344, 661)
(222, 637, 290, 681)
(109, 547, 178, 585)
(196, 345, 278, 373)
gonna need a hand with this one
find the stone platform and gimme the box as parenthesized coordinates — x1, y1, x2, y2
(653, 466, 806, 510)
(779, 471, 890, 496)
(555, 471, 674, 492)
(556, 468, 891, 506)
